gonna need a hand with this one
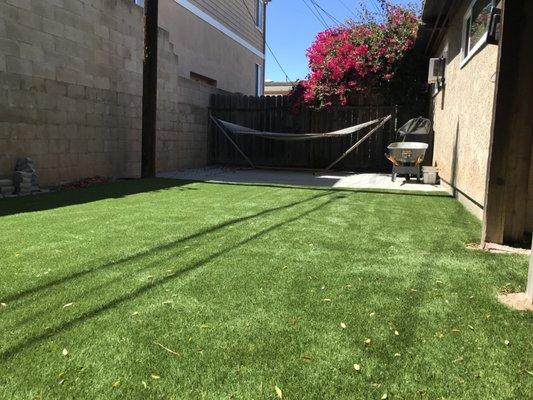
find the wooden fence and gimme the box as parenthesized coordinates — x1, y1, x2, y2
(209, 94, 423, 172)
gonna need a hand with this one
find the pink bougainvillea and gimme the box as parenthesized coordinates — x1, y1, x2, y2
(290, 2, 420, 109)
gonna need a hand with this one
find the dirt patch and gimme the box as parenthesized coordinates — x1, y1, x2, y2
(498, 292, 533, 311)
(466, 242, 531, 255)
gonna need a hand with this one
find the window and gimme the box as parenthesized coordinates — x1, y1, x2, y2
(255, 64, 263, 96)
(461, 0, 493, 66)
(256, 0, 264, 31)
(134, 0, 144, 7)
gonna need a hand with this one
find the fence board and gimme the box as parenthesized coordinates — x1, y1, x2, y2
(209, 94, 411, 172)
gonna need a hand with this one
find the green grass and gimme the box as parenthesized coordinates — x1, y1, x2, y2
(0, 179, 531, 400)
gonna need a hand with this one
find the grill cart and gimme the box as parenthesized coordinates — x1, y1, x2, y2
(386, 117, 432, 182)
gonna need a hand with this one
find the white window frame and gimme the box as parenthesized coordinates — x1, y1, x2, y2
(460, 0, 494, 68)
(255, 0, 264, 32)
(255, 64, 263, 96)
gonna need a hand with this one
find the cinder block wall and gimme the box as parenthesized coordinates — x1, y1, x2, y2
(0, 0, 223, 186)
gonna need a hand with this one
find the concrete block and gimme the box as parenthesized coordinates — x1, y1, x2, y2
(30, 0, 54, 18)
(45, 80, 67, 96)
(0, 186, 15, 195)
(32, 61, 56, 80)
(16, 9, 43, 30)
(94, 24, 109, 40)
(42, 17, 64, 37)
(53, 7, 81, 29)
(19, 42, 44, 62)
(6, 56, 32, 76)
(67, 84, 85, 99)
(0, 38, 19, 57)
(64, 26, 84, 44)
(7, 0, 31, 11)
(56, 67, 77, 85)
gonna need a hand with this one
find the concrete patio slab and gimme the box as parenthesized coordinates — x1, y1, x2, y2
(158, 166, 445, 192)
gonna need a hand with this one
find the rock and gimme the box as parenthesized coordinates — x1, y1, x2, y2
(15, 157, 38, 186)
(0, 186, 15, 195)
(0, 179, 13, 187)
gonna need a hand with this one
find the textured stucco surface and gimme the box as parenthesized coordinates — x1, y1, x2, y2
(429, 1, 499, 219)
(159, 0, 264, 95)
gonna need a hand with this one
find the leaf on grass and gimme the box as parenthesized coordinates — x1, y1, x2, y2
(275, 385, 283, 398)
(112, 379, 121, 388)
(468, 325, 474, 331)
(453, 356, 464, 363)
(394, 330, 399, 336)
(150, 374, 160, 380)
(381, 393, 388, 399)
(525, 370, 533, 376)
(200, 325, 210, 330)
(323, 298, 332, 302)
(364, 338, 371, 347)
(162, 300, 173, 305)
(353, 363, 361, 371)
(142, 381, 148, 388)
(132, 311, 139, 316)
(451, 329, 460, 333)
(1, 303, 7, 307)
(302, 355, 312, 362)
(504, 340, 510, 346)
(62, 348, 68, 356)
(340, 322, 347, 329)
(394, 353, 401, 357)
(63, 302, 74, 308)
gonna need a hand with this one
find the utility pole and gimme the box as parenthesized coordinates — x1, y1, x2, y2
(141, 0, 158, 178)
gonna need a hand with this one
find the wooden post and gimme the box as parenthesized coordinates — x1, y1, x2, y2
(141, 0, 158, 178)
(482, 0, 532, 245)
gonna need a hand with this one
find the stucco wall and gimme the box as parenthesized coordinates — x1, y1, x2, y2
(159, 0, 264, 95)
(429, 0, 499, 219)
(0, 0, 224, 186)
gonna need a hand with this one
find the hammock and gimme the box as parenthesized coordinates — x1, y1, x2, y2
(215, 117, 383, 141)
(210, 114, 392, 171)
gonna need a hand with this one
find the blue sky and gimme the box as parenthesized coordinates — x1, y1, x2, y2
(265, 0, 414, 82)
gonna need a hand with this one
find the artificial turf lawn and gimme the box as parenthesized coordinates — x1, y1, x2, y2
(0, 179, 531, 400)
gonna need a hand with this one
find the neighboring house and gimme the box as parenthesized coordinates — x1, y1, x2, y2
(420, 0, 532, 245)
(264, 81, 294, 96)
(157, 0, 268, 96)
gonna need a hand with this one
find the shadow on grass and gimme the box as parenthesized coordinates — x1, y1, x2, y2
(0, 193, 341, 360)
(0, 178, 194, 217)
(0, 191, 333, 305)
(180, 179, 453, 199)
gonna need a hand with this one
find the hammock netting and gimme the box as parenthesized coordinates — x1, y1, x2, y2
(214, 117, 384, 141)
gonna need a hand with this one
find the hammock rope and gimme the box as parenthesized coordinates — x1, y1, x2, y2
(213, 117, 383, 141)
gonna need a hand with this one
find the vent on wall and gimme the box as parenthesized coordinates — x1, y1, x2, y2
(190, 72, 218, 87)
